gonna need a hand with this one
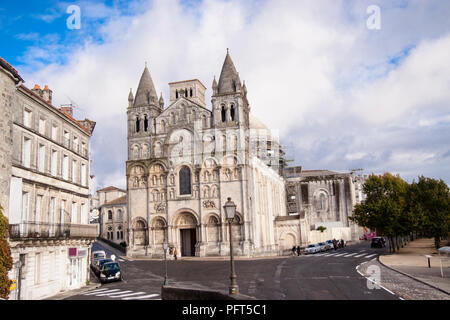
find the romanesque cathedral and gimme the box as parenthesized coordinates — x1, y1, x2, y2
(124, 51, 365, 258)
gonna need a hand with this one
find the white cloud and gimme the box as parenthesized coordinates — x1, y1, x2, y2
(20, 0, 450, 186)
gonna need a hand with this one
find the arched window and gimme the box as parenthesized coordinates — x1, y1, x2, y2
(230, 105, 235, 121)
(179, 166, 191, 195)
(319, 193, 326, 210)
(144, 115, 149, 132)
(190, 88, 193, 97)
(185, 88, 188, 97)
(221, 106, 226, 122)
(108, 210, 113, 220)
(118, 209, 123, 221)
(136, 116, 140, 132)
(176, 90, 179, 99)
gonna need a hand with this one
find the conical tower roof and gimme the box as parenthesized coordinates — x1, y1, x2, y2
(134, 64, 158, 107)
(218, 49, 241, 94)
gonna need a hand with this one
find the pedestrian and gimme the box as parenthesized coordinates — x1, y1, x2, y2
(296, 245, 301, 256)
(292, 246, 296, 256)
(332, 238, 337, 251)
(341, 239, 345, 248)
(174, 247, 178, 260)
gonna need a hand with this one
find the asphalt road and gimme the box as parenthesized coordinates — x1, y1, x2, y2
(67, 241, 397, 300)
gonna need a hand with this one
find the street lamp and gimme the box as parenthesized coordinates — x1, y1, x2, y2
(224, 197, 239, 295)
(163, 241, 168, 286)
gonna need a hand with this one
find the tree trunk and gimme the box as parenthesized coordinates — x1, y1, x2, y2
(435, 236, 440, 249)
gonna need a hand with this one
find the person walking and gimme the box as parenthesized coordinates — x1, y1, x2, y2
(341, 239, 345, 248)
(292, 246, 297, 256)
(174, 247, 178, 260)
(332, 238, 337, 251)
(296, 245, 301, 256)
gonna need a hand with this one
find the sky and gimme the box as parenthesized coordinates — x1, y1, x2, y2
(1, 0, 450, 192)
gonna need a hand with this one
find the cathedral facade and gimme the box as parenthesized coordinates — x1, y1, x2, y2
(125, 52, 287, 258)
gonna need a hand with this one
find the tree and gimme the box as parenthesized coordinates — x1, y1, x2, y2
(316, 226, 327, 233)
(409, 176, 450, 249)
(0, 204, 13, 299)
(350, 173, 409, 252)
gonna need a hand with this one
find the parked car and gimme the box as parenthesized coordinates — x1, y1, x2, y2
(99, 262, 122, 283)
(305, 244, 321, 254)
(91, 250, 107, 269)
(325, 240, 334, 248)
(318, 242, 329, 252)
(93, 258, 113, 276)
(371, 237, 386, 248)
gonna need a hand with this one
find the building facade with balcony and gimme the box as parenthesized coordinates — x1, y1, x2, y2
(0, 58, 97, 300)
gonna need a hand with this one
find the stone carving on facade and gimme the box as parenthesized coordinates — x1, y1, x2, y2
(155, 202, 166, 212)
(203, 200, 216, 208)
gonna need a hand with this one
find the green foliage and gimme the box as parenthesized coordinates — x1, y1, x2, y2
(0, 204, 13, 299)
(409, 176, 450, 249)
(350, 173, 450, 251)
(316, 226, 327, 233)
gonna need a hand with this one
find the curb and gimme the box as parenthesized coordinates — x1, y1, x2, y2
(355, 259, 404, 300)
(46, 282, 102, 300)
(377, 255, 450, 296)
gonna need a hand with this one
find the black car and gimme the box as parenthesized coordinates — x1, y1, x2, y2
(371, 237, 386, 248)
(99, 262, 122, 283)
(94, 258, 113, 276)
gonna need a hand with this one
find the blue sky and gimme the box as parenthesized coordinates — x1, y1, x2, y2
(2, 0, 450, 191)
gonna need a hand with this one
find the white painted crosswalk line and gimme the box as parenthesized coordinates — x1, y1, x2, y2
(84, 289, 120, 296)
(326, 253, 339, 256)
(122, 294, 160, 300)
(343, 253, 357, 257)
(83, 288, 109, 295)
(106, 290, 133, 296)
(95, 289, 122, 296)
(112, 291, 146, 298)
(334, 253, 347, 257)
(364, 254, 378, 258)
(354, 253, 367, 257)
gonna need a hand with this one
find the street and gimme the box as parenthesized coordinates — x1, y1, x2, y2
(66, 241, 397, 300)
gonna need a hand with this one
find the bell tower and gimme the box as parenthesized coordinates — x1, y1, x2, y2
(127, 63, 161, 161)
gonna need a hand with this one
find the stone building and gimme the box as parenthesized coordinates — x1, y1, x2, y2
(96, 186, 127, 245)
(0, 57, 97, 300)
(282, 166, 365, 248)
(125, 51, 287, 258)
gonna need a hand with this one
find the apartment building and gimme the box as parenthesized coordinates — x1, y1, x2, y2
(0, 57, 97, 300)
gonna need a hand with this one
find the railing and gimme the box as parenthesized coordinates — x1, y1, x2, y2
(8, 222, 98, 240)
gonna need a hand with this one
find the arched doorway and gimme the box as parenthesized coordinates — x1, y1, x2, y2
(175, 212, 198, 257)
(134, 219, 147, 246)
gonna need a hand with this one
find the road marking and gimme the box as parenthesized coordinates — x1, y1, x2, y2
(83, 289, 120, 296)
(118, 259, 125, 262)
(354, 253, 367, 258)
(364, 254, 378, 258)
(84, 288, 109, 294)
(95, 289, 122, 296)
(112, 291, 146, 298)
(343, 253, 357, 257)
(334, 253, 347, 257)
(122, 294, 160, 300)
(325, 253, 339, 256)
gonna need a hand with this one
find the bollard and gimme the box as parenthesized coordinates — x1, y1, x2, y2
(425, 255, 431, 268)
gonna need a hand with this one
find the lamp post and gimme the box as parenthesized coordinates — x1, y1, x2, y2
(163, 241, 168, 286)
(224, 197, 239, 295)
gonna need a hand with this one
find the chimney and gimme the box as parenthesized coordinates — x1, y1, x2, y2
(42, 85, 53, 104)
(60, 105, 73, 116)
(31, 84, 43, 98)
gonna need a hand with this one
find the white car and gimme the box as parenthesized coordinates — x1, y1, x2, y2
(305, 244, 321, 254)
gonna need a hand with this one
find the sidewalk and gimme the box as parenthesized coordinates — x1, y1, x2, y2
(379, 238, 450, 295)
(45, 281, 101, 300)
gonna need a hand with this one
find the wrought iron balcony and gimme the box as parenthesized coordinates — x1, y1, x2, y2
(8, 222, 98, 240)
